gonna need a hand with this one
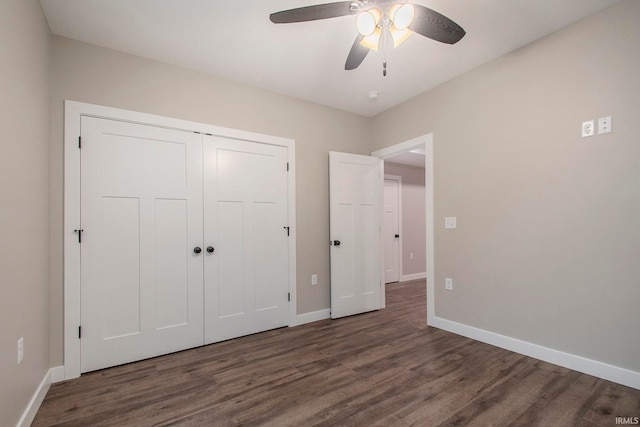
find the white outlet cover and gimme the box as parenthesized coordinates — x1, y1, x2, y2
(445, 217, 457, 229)
(445, 278, 453, 291)
(598, 116, 612, 134)
(582, 120, 595, 138)
(311, 274, 318, 285)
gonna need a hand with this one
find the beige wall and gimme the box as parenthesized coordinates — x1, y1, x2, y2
(384, 162, 426, 277)
(27, 0, 640, 387)
(0, 0, 51, 425)
(48, 36, 372, 366)
(372, 0, 640, 372)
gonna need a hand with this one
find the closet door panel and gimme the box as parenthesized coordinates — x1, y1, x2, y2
(80, 117, 204, 373)
(204, 136, 289, 344)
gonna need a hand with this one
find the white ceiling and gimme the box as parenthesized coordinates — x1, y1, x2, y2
(386, 152, 425, 168)
(39, 0, 621, 117)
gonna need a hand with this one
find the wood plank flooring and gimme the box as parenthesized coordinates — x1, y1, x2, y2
(34, 280, 640, 426)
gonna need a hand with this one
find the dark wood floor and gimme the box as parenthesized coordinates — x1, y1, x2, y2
(34, 280, 639, 426)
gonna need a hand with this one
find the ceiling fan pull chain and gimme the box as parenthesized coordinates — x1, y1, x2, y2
(383, 22, 388, 77)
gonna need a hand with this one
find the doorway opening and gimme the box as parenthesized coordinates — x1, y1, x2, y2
(372, 134, 434, 324)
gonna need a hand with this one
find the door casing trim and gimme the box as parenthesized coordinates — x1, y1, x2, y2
(372, 133, 434, 324)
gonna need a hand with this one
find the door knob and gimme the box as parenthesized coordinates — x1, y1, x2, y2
(333, 240, 341, 246)
(206, 246, 215, 253)
(395, 234, 400, 238)
(193, 246, 202, 254)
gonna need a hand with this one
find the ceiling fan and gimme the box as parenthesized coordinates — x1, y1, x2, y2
(270, 1, 466, 73)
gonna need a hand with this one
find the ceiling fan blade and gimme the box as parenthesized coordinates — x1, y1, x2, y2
(270, 2, 357, 24)
(345, 35, 370, 70)
(408, 4, 466, 45)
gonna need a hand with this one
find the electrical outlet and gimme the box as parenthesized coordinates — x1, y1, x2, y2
(598, 116, 612, 134)
(17, 337, 24, 364)
(581, 120, 595, 138)
(445, 217, 457, 229)
(409, 253, 414, 260)
(311, 274, 318, 286)
(445, 278, 453, 291)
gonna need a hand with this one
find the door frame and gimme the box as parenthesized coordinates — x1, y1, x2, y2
(372, 133, 434, 325)
(63, 100, 297, 380)
(383, 175, 402, 283)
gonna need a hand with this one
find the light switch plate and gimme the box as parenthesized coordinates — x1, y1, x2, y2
(445, 217, 457, 229)
(445, 278, 453, 291)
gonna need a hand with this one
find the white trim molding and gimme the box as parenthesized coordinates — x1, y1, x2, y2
(50, 366, 65, 383)
(296, 309, 331, 326)
(431, 316, 640, 391)
(16, 369, 52, 427)
(63, 100, 297, 380)
(400, 272, 426, 282)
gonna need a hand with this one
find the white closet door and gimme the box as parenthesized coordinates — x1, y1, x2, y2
(80, 117, 204, 372)
(203, 136, 289, 344)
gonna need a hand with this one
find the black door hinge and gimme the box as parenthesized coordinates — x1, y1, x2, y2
(288, 292, 291, 302)
(284, 226, 290, 236)
(74, 229, 84, 243)
(286, 162, 289, 171)
(78, 326, 82, 339)
(78, 136, 82, 149)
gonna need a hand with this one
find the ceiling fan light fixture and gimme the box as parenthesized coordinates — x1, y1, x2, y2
(389, 25, 413, 47)
(359, 27, 382, 51)
(355, 8, 381, 36)
(389, 3, 415, 30)
(269, 2, 465, 71)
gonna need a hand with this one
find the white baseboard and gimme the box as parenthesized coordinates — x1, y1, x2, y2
(50, 365, 65, 383)
(430, 315, 640, 391)
(400, 272, 426, 282)
(16, 368, 52, 427)
(296, 308, 331, 326)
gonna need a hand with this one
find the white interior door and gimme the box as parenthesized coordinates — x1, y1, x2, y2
(203, 136, 289, 343)
(80, 117, 204, 373)
(384, 178, 401, 283)
(329, 151, 382, 319)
